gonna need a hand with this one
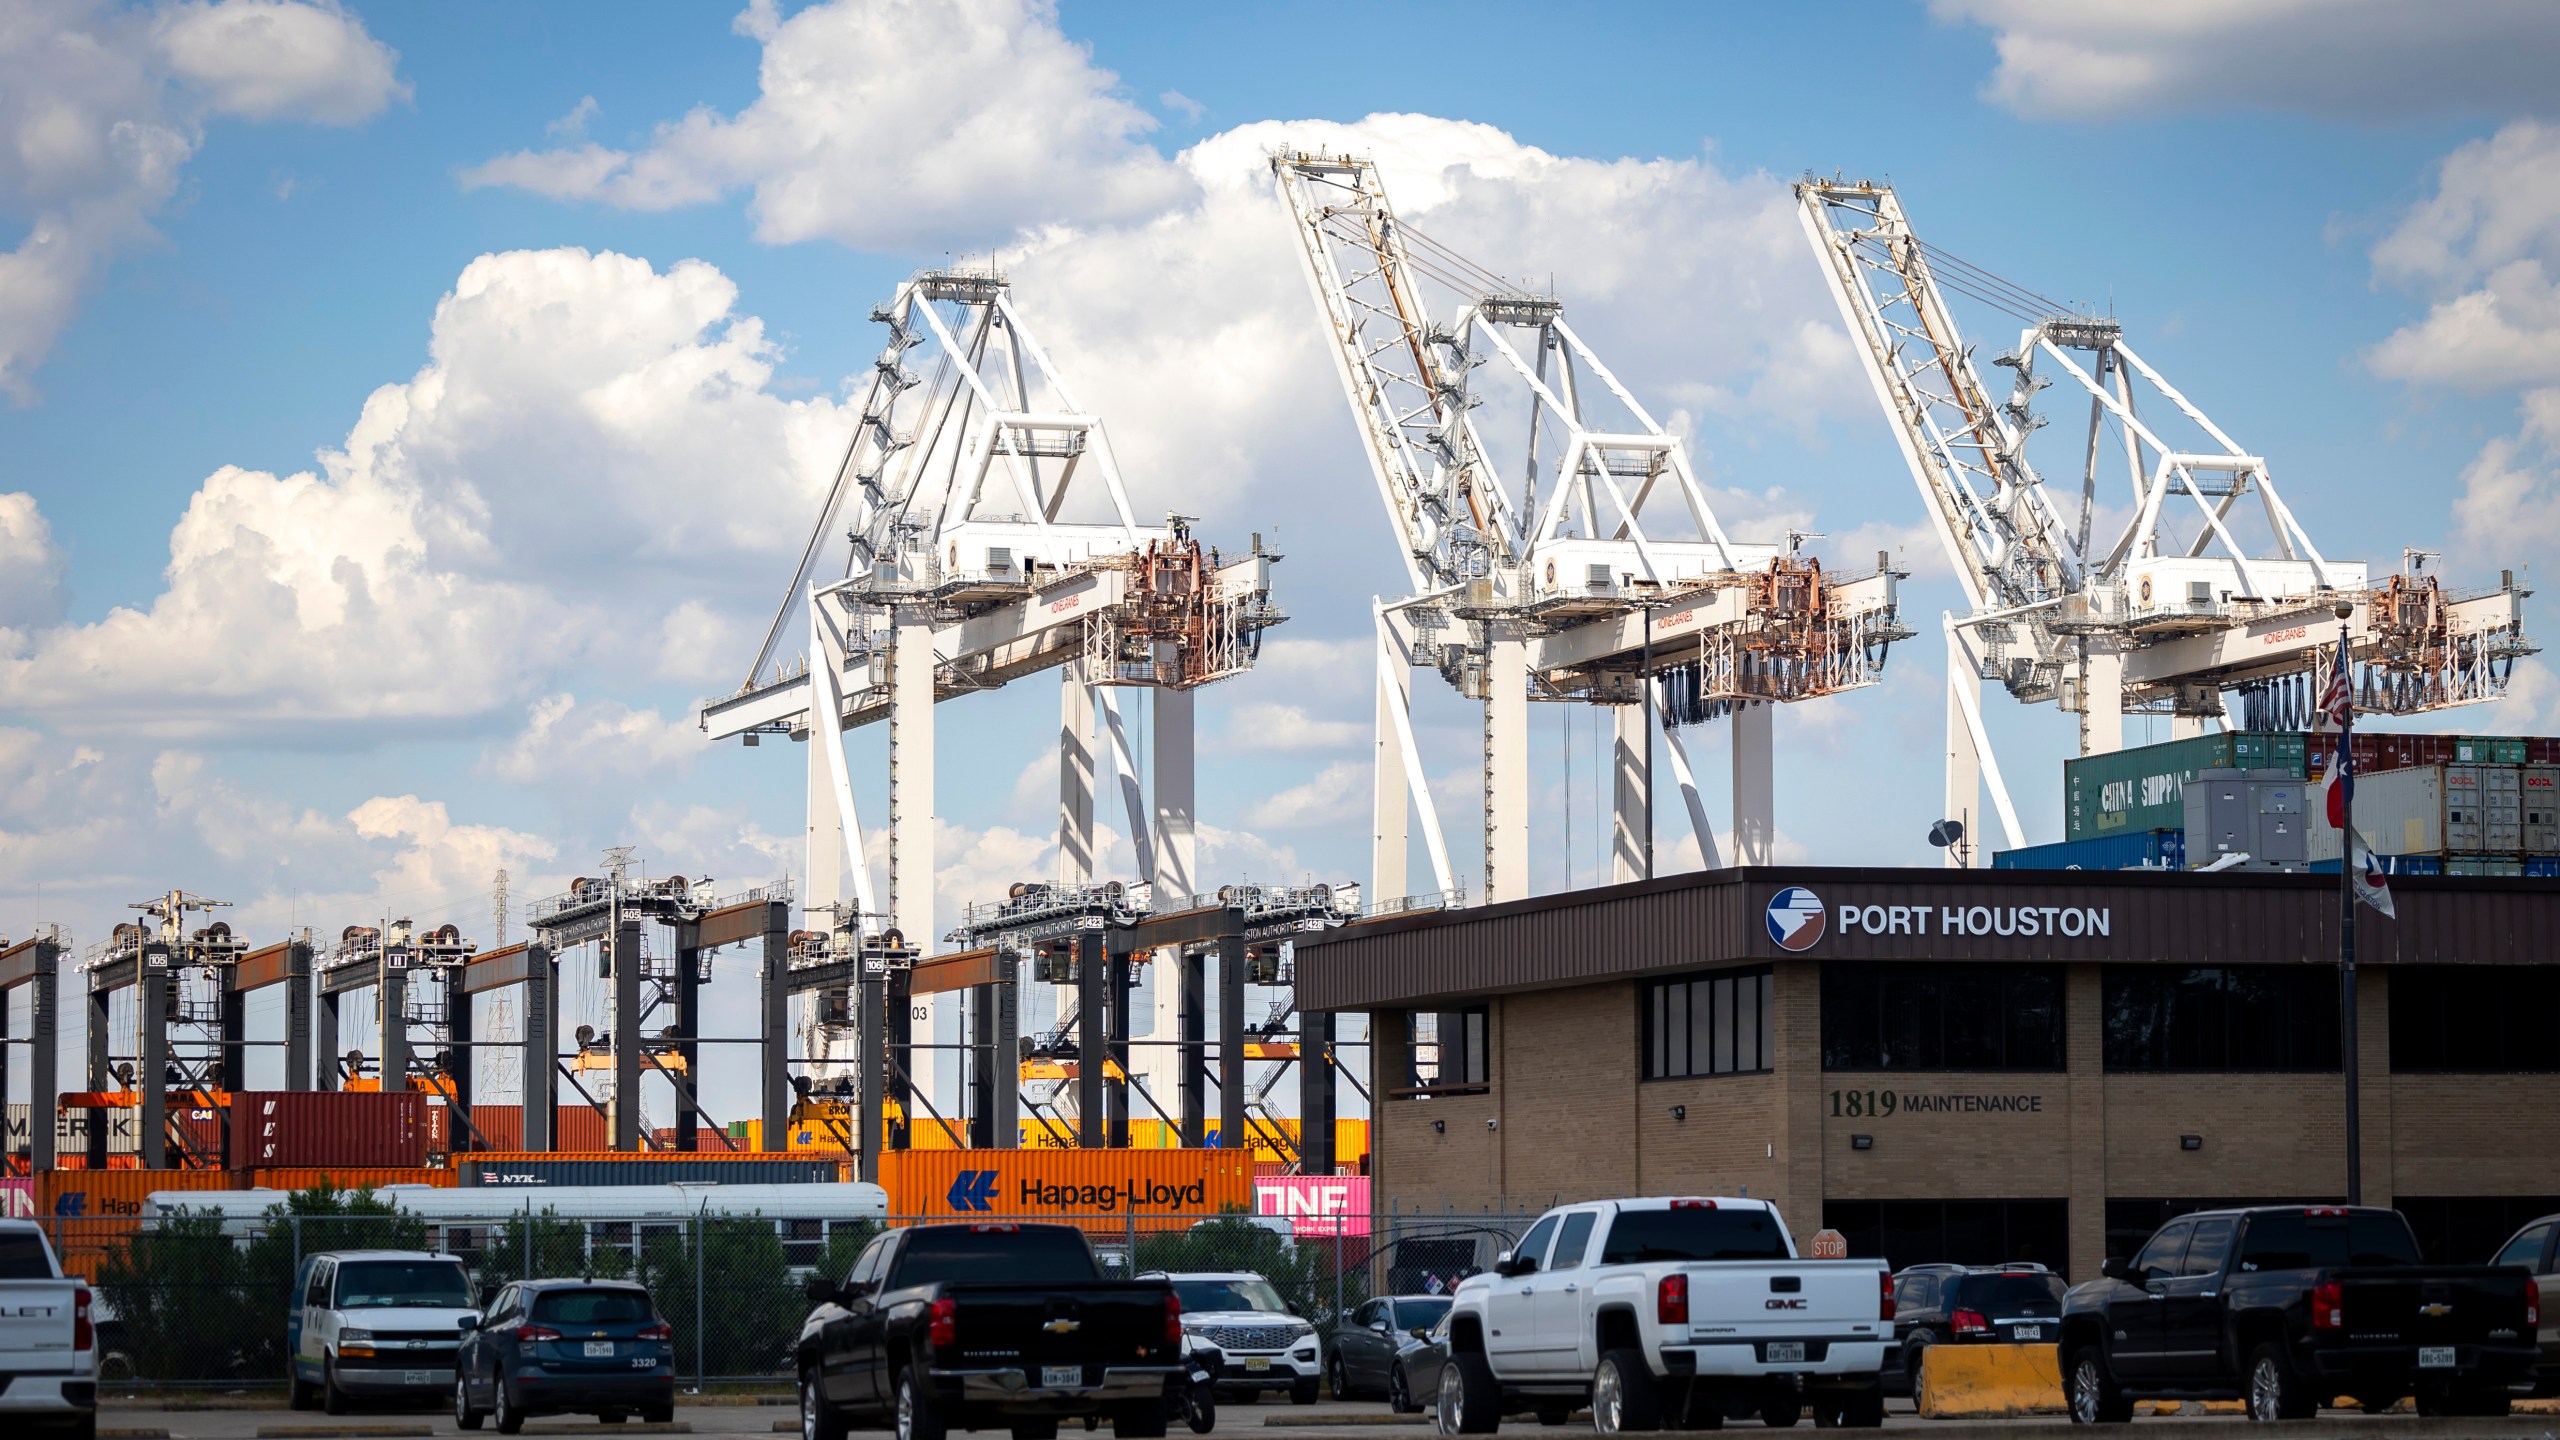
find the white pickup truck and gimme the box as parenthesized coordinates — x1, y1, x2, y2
(1435, 1197, 1890, 1434)
(0, 1219, 98, 1440)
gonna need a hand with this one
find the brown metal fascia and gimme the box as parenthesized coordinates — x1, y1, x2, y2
(457, 942, 542, 996)
(692, 898, 783, 952)
(229, 940, 307, 992)
(1109, 903, 1241, 954)
(0, 936, 55, 991)
(907, 947, 1009, 996)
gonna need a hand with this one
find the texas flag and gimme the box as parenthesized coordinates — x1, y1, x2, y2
(2320, 635, 2395, 919)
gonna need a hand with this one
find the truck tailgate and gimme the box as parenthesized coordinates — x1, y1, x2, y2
(0, 1279, 80, 1360)
(2335, 1267, 2532, 1347)
(941, 1282, 1176, 1370)
(1680, 1260, 1884, 1338)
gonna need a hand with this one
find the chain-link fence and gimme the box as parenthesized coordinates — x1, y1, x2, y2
(36, 1193, 1536, 1392)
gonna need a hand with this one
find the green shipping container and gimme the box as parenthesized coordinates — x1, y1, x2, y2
(2455, 736, 2531, 765)
(2064, 732, 2310, 841)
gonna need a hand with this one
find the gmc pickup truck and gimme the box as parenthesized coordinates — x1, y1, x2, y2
(796, 1222, 1184, 1440)
(2061, 1205, 2540, 1423)
(1438, 1197, 1891, 1434)
(0, 1219, 97, 1440)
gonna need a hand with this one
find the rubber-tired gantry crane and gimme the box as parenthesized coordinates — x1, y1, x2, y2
(699, 268, 1282, 1121)
(1275, 153, 1907, 902)
(1797, 179, 2534, 862)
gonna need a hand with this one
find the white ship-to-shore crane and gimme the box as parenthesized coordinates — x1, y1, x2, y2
(1797, 179, 2534, 863)
(699, 269, 1283, 1112)
(1275, 153, 1908, 901)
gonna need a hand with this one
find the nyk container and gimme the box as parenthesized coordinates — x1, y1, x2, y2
(2065, 732, 2306, 839)
(1992, 829, 2188, 871)
(456, 1152, 843, 1187)
(228, 1091, 427, 1169)
(881, 1147, 1253, 1232)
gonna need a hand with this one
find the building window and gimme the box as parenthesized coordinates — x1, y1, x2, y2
(1821, 963, 2063, 1072)
(2390, 967, 2560, 1072)
(2396, 1196, 2560, 1265)
(1645, 967, 1774, 1079)
(1400, 1008, 1487, 1095)
(2102, 966, 2339, 1072)
(1822, 1200, 2068, 1273)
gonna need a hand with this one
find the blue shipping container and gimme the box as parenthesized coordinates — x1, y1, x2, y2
(2309, 856, 2444, 876)
(2528, 857, 2560, 878)
(461, 1157, 842, 1187)
(1993, 829, 2186, 871)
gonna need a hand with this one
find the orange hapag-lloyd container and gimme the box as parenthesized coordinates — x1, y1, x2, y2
(881, 1148, 1253, 1233)
(242, 1166, 456, 1192)
(36, 1169, 240, 1280)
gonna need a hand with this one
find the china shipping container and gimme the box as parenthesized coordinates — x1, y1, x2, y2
(880, 1147, 1254, 1233)
(455, 1152, 843, 1187)
(227, 1091, 427, 1169)
(2064, 732, 2307, 840)
(1992, 829, 2188, 871)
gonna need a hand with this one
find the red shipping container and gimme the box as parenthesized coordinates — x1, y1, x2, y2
(442, 1104, 608, 1152)
(227, 1091, 426, 1169)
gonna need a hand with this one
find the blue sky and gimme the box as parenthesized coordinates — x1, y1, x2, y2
(5, 0, 2558, 1125)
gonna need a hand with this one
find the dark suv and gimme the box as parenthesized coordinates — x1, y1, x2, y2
(1887, 1265, 2067, 1395)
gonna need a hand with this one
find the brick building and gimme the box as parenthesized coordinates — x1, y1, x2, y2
(1292, 866, 2560, 1281)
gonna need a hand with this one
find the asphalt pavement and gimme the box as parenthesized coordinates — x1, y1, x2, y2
(87, 1396, 2560, 1440)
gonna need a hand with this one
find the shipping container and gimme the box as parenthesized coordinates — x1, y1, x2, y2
(432, 1103, 609, 1153)
(36, 1168, 240, 1279)
(2525, 857, 2560, 878)
(2444, 856, 2526, 877)
(2310, 855, 2444, 876)
(5, 1105, 140, 1156)
(1992, 829, 2188, 871)
(2524, 768, 2560, 853)
(2064, 732, 2307, 840)
(2455, 736, 2532, 765)
(880, 1148, 1254, 1232)
(456, 1152, 843, 1187)
(227, 1091, 426, 1169)
(240, 1165, 455, 1193)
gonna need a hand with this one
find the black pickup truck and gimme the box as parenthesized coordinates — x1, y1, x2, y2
(2061, 1205, 2539, 1423)
(796, 1223, 1184, 1440)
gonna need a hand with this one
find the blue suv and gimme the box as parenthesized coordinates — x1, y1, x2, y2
(454, 1280, 675, 1433)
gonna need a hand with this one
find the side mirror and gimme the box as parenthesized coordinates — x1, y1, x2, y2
(457, 1315, 479, 1332)
(1371, 1318, 1391, 1333)
(804, 1277, 838, 1305)
(2100, 1257, 2134, 1284)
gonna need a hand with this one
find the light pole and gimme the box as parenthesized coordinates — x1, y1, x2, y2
(2332, 599, 2361, 1206)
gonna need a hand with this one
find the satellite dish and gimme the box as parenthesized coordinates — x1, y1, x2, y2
(1927, 819, 1966, 849)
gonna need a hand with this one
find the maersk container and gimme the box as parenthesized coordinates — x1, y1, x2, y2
(2064, 732, 2307, 840)
(227, 1091, 426, 1169)
(1992, 829, 2187, 871)
(457, 1153, 842, 1187)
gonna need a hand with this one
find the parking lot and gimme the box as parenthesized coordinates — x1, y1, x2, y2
(88, 1396, 2560, 1440)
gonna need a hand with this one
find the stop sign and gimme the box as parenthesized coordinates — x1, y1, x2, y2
(1809, 1228, 1849, 1259)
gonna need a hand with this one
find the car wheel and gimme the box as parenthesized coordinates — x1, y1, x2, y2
(288, 1371, 316, 1411)
(495, 1375, 525, 1437)
(1437, 1351, 1501, 1435)
(1389, 1363, 1417, 1415)
(2245, 1342, 2314, 1422)
(1330, 1354, 1352, 1400)
(802, 1369, 846, 1440)
(1292, 1376, 1319, 1406)
(1182, 1385, 1217, 1435)
(897, 1364, 950, 1440)
(2065, 1347, 2131, 1425)
(456, 1375, 485, 1431)
(322, 1356, 347, 1416)
(1592, 1348, 1662, 1435)
(1759, 1386, 1802, 1429)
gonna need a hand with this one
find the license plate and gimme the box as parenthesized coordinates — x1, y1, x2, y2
(1245, 1357, 1272, 1371)
(1041, 1365, 1083, 1387)
(2014, 1325, 2044, 1341)
(402, 1370, 436, 1385)
(585, 1340, 617, 1358)
(2420, 1347, 2456, 1369)
(1766, 1342, 1806, 1364)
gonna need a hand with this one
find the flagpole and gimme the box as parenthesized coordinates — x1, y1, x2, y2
(2333, 601, 2361, 1207)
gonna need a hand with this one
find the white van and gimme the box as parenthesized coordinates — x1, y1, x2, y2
(286, 1250, 479, 1413)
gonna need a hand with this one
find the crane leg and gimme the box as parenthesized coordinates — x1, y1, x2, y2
(1058, 660, 1096, 884)
(1731, 702, 1774, 865)
(1482, 626, 1530, 902)
(1946, 631, 1984, 870)
(1147, 686, 1196, 1125)
(1612, 701, 1650, 882)
(889, 607, 948, 1114)
(1372, 620, 1410, 905)
(2081, 649, 2127, 755)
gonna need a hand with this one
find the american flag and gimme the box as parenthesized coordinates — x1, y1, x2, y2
(2319, 635, 2354, 730)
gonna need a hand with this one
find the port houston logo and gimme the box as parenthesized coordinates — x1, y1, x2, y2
(1765, 887, 1827, 952)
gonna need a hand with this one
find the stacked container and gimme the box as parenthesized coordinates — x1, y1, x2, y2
(2064, 732, 2307, 840)
(227, 1091, 427, 1169)
(454, 1152, 842, 1187)
(1992, 829, 2187, 871)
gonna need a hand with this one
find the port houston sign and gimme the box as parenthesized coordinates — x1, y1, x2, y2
(1835, 901, 2112, 939)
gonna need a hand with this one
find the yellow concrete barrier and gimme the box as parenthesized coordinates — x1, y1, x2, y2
(1914, 1343, 2066, 1419)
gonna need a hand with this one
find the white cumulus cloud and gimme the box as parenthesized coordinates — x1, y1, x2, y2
(0, 493, 70, 630)
(0, 0, 404, 397)
(1936, 0, 2560, 121)
(461, 0, 1187, 249)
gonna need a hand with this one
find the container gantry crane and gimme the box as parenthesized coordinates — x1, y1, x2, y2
(1797, 179, 2534, 863)
(1274, 152, 1906, 902)
(699, 269, 1283, 1121)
